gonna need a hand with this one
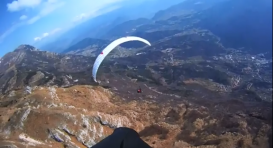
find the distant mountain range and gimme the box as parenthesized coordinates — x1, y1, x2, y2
(57, 0, 272, 59)
(38, 0, 185, 53)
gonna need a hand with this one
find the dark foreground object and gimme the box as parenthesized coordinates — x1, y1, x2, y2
(91, 127, 151, 148)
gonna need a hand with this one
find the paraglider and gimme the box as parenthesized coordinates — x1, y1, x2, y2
(137, 87, 142, 93)
(92, 36, 151, 82)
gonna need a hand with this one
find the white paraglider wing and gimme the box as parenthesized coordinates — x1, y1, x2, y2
(92, 36, 151, 82)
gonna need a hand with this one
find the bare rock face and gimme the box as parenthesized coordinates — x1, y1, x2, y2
(0, 86, 122, 148)
(28, 71, 45, 86)
(0, 45, 97, 95)
(0, 85, 271, 148)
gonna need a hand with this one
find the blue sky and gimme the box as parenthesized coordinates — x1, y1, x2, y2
(0, 0, 132, 57)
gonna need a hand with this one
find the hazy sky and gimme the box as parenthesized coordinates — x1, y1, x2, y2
(0, 0, 132, 56)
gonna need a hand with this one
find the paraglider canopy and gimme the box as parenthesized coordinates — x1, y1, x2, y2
(92, 36, 151, 82)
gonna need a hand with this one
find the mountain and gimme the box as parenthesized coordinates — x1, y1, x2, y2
(100, 0, 272, 58)
(101, 18, 152, 39)
(0, 30, 272, 147)
(0, 45, 98, 95)
(0, 0, 272, 147)
(194, 0, 272, 55)
(62, 38, 110, 56)
(152, 0, 226, 20)
(39, 0, 186, 53)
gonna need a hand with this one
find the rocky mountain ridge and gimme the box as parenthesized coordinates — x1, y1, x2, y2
(0, 39, 272, 147)
(0, 45, 98, 95)
(0, 0, 272, 147)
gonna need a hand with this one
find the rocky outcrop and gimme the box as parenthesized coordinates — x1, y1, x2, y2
(0, 45, 271, 147)
(0, 45, 98, 95)
(0, 85, 271, 148)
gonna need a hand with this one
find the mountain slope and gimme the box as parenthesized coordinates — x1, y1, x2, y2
(195, 0, 272, 55)
(62, 38, 109, 56)
(102, 0, 272, 57)
(0, 45, 97, 95)
(0, 44, 272, 148)
(152, 0, 225, 20)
